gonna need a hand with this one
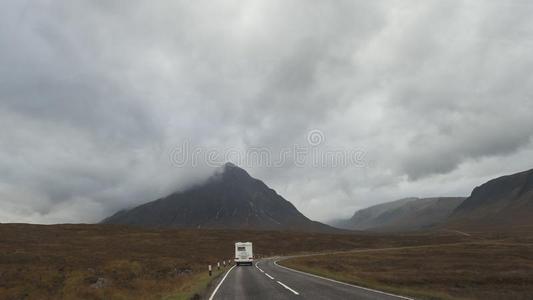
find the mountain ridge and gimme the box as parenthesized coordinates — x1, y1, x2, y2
(331, 197, 466, 231)
(333, 168, 533, 232)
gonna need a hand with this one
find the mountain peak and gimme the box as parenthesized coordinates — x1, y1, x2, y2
(102, 164, 337, 232)
(223, 161, 238, 168)
(222, 162, 247, 174)
(209, 162, 253, 184)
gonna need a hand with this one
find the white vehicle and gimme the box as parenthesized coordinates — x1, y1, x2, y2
(235, 242, 253, 266)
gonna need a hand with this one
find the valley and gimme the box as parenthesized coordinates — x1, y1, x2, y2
(0, 224, 468, 300)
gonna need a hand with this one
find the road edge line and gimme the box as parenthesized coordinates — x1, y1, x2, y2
(255, 262, 264, 273)
(273, 259, 413, 300)
(208, 264, 236, 300)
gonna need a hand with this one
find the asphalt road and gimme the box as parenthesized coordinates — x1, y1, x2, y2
(210, 257, 411, 300)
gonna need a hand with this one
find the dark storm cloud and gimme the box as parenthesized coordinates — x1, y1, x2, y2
(1, 0, 533, 223)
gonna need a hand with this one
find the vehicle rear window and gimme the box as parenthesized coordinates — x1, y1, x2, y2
(237, 246, 246, 251)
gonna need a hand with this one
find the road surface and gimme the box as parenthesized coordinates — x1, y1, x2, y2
(209, 257, 411, 300)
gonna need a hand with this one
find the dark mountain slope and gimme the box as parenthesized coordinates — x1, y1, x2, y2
(448, 168, 533, 229)
(102, 163, 337, 232)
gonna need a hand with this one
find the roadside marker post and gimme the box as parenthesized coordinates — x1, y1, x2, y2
(223, 260, 226, 267)
(208, 264, 212, 276)
(217, 262, 220, 270)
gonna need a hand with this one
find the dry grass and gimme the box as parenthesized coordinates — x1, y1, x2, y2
(281, 234, 533, 300)
(0, 224, 469, 299)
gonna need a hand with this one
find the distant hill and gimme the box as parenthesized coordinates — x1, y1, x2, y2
(448, 168, 533, 229)
(102, 163, 337, 232)
(332, 197, 465, 231)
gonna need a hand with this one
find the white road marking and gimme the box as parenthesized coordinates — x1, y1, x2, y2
(265, 273, 274, 280)
(255, 262, 264, 273)
(446, 229, 472, 237)
(277, 280, 299, 295)
(273, 260, 412, 300)
(208, 265, 236, 300)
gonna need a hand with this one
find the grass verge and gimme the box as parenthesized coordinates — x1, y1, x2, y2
(163, 268, 226, 300)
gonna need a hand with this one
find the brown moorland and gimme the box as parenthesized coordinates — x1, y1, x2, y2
(0, 223, 468, 300)
(281, 229, 533, 300)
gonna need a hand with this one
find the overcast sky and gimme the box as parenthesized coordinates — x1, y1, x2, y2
(2, 0, 533, 223)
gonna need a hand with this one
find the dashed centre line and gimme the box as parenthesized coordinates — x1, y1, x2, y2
(277, 280, 300, 295)
(256, 260, 298, 296)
